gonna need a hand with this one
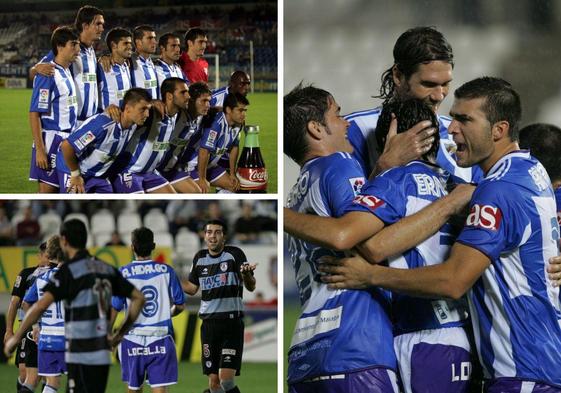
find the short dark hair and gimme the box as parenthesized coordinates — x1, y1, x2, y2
(185, 28, 206, 43)
(51, 26, 78, 56)
(106, 27, 131, 52)
(223, 93, 249, 111)
(39, 241, 47, 253)
(205, 219, 227, 234)
(454, 77, 521, 140)
(158, 32, 180, 50)
(60, 219, 87, 249)
(376, 99, 440, 160)
(131, 227, 155, 258)
(123, 88, 151, 109)
(379, 27, 453, 101)
(188, 81, 211, 101)
(133, 25, 155, 44)
(519, 123, 561, 182)
(284, 82, 331, 165)
(161, 77, 185, 102)
(230, 70, 250, 84)
(74, 5, 103, 34)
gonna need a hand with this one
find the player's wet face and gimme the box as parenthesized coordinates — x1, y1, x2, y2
(323, 97, 352, 153)
(164, 37, 181, 61)
(140, 31, 157, 54)
(116, 37, 133, 59)
(194, 93, 211, 116)
(204, 224, 225, 253)
(396, 60, 452, 112)
(128, 100, 152, 126)
(448, 97, 494, 168)
(172, 82, 190, 110)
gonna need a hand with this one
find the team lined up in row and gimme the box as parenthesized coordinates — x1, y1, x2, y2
(29, 5, 252, 193)
(4, 220, 256, 393)
(284, 27, 561, 393)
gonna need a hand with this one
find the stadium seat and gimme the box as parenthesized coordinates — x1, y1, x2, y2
(143, 209, 169, 233)
(38, 211, 62, 238)
(91, 209, 116, 238)
(117, 212, 142, 236)
(175, 228, 201, 258)
(154, 232, 174, 248)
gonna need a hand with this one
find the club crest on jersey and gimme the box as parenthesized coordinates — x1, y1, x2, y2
(348, 177, 365, 195)
(220, 262, 228, 272)
(207, 130, 218, 147)
(75, 131, 96, 149)
(353, 195, 385, 210)
(466, 204, 502, 230)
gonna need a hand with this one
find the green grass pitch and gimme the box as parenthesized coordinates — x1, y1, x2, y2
(0, 361, 276, 393)
(0, 89, 277, 194)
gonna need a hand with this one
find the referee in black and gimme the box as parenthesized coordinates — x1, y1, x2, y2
(4, 219, 145, 393)
(183, 219, 256, 393)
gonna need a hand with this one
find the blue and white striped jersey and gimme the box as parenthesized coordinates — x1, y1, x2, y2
(63, 113, 137, 178)
(130, 54, 158, 99)
(555, 186, 561, 227)
(157, 110, 203, 173)
(154, 59, 188, 99)
(286, 152, 396, 383)
(112, 260, 184, 344)
(97, 62, 131, 111)
(210, 85, 229, 107)
(195, 111, 240, 169)
(346, 160, 468, 335)
(457, 151, 561, 385)
(43, 44, 98, 120)
(30, 62, 77, 132)
(345, 107, 482, 184)
(23, 267, 65, 351)
(125, 111, 177, 173)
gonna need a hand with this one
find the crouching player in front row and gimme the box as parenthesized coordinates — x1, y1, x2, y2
(111, 228, 185, 392)
(57, 88, 152, 193)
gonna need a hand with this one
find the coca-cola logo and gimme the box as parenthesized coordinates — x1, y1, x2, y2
(249, 170, 267, 182)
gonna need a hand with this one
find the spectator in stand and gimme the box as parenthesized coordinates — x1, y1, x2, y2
(234, 202, 260, 244)
(179, 28, 208, 83)
(0, 207, 14, 245)
(16, 207, 41, 246)
(105, 231, 125, 246)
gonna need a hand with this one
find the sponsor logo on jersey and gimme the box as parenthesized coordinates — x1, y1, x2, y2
(207, 130, 218, 147)
(203, 344, 210, 358)
(122, 172, 133, 189)
(14, 275, 21, 288)
(348, 177, 365, 195)
(39, 89, 49, 107)
(202, 267, 208, 275)
(74, 131, 96, 149)
(352, 195, 385, 211)
(222, 348, 236, 355)
(465, 204, 502, 230)
(127, 345, 166, 356)
(201, 273, 228, 290)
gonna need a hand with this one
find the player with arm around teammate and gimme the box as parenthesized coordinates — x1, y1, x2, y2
(320, 77, 561, 393)
(29, 26, 80, 193)
(22, 236, 66, 393)
(284, 97, 475, 393)
(112, 227, 185, 393)
(56, 88, 152, 193)
(4, 219, 146, 393)
(4, 242, 53, 393)
(283, 83, 402, 393)
(182, 220, 256, 393)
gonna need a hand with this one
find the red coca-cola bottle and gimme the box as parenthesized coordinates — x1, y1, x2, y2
(236, 125, 268, 193)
